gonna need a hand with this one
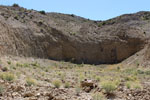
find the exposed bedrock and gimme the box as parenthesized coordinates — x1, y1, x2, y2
(0, 6, 147, 64)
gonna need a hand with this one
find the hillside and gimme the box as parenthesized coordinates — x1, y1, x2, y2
(0, 4, 150, 100)
(0, 5, 149, 64)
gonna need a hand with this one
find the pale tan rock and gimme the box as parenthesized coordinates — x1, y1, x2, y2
(12, 92, 21, 97)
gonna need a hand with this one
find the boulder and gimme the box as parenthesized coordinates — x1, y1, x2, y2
(81, 79, 97, 92)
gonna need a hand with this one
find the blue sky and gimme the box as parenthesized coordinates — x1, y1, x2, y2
(0, 0, 150, 20)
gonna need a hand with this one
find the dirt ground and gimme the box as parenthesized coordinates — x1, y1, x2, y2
(0, 56, 149, 100)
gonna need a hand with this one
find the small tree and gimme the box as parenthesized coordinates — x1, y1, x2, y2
(70, 14, 75, 17)
(12, 3, 19, 7)
(39, 10, 46, 15)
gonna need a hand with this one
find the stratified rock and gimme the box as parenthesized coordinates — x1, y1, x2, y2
(0, 6, 148, 64)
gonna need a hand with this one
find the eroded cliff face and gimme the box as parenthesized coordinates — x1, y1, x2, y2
(0, 5, 148, 64)
(46, 26, 145, 64)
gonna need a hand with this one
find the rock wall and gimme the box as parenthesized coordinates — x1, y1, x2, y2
(0, 6, 147, 64)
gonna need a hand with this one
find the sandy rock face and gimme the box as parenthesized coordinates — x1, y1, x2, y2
(0, 6, 148, 64)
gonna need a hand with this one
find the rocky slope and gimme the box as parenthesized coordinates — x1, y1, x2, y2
(0, 56, 150, 100)
(0, 5, 149, 64)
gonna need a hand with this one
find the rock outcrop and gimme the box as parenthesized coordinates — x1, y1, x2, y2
(0, 5, 148, 64)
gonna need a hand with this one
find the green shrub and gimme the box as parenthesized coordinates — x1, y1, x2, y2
(1, 67, 8, 72)
(45, 68, 49, 72)
(16, 63, 23, 67)
(31, 62, 40, 67)
(12, 3, 19, 7)
(125, 81, 142, 89)
(78, 63, 84, 67)
(14, 16, 19, 20)
(145, 70, 150, 75)
(10, 64, 16, 70)
(117, 66, 120, 71)
(0, 72, 15, 81)
(124, 75, 137, 81)
(39, 10, 46, 15)
(53, 80, 61, 88)
(133, 84, 142, 89)
(64, 82, 70, 88)
(75, 86, 81, 96)
(70, 32, 76, 35)
(125, 81, 131, 89)
(92, 92, 106, 100)
(0, 85, 4, 94)
(23, 63, 30, 67)
(137, 69, 145, 74)
(79, 74, 85, 81)
(26, 77, 37, 86)
(95, 76, 101, 82)
(101, 81, 117, 94)
(7, 61, 11, 65)
(98, 22, 106, 27)
(136, 62, 140, 67)
(59, 73, 66, 81)
(142, 14, 150, 20)
(70, 14, 75, 17)
(113, 79, 121, 86)
(124, 68, 137, 75)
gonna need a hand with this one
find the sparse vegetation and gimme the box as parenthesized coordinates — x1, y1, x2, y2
(16, 63, 23, 67)
(14, 16, 19, 20)
(0, 57, 147, 99)
(98, 19, 115, 27)
(0, 4, 149, 100)
(12, 3, 19, 7)
(133, 83, 142, 89)
(75, 86, 81, 96)
(70, 14, 75, 17)
(125, 81, 142, 89)
(39, 10, 46, 15)
(95, 76, 101, 82)
(124, 75, 137, 81)
(53, 79, 62, 88)
(0, 85, 4, 94)
(70, 32, 76, 35)
(92, 92, 106, 100)
(141, 13, 150, 20)
(0, 72, 15, 81)
(7, 61, 11, 65)
(101, 81, 117, 94)
(125, 81, 131, 89)
(26, 77, 37, 86)
(64, 82, 70, 88)
(145, 70, 150, 75)
(9, 64, 17, 70)
(31, 61, 40, 67)
(1, 67, 8, 72)
(38, 21, 43, 26)
(98, 22, 106, 27)
(23, 63, 30, 67)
